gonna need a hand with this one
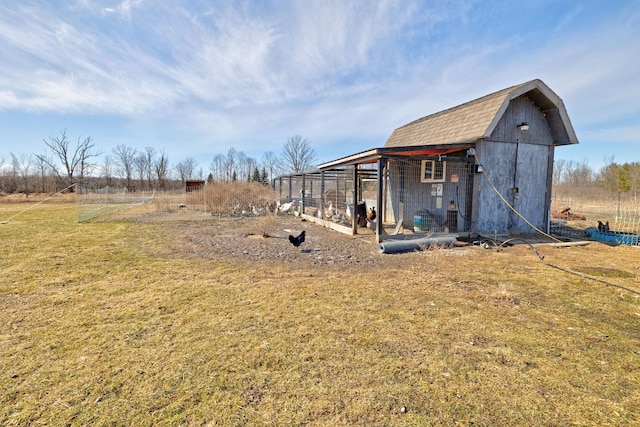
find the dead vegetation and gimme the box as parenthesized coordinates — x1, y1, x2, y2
(0, 202, 639, 426)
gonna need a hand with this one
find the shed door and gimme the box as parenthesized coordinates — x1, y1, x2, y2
(509, 143, 549, 232)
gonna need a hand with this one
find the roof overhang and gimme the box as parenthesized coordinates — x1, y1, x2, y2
(485, 79, 579, 145)
(318, 143, 473, 170)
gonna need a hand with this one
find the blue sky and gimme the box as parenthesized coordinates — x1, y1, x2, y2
(1, 0, 639, 173)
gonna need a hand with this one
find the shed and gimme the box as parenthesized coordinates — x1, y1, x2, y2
(185, 180, 205, 192)
(279, 79, 578, 241)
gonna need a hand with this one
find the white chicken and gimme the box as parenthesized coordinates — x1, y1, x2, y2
(278, 199, 296, 213)
(324, 201, 336, 220)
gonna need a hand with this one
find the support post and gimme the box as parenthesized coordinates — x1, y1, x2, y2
(301, 173, 306, 214)
(320, 171, 325, 216)
(376, 156, 384, 243)
(352, 165, 358, 235)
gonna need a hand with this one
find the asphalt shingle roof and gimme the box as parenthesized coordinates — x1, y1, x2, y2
(384, 79, 577, 148)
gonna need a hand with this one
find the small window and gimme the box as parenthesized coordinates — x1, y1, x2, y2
(421, 160, 446, 183)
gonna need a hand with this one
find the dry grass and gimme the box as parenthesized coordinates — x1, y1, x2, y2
(204, 182, 276, 216)
(253, 212, 279, 238)
(1, 202, 639, 426)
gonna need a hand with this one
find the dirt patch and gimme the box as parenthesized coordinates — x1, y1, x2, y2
(166, 214, 450, 269)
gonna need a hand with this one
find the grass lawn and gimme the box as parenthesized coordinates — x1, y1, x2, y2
(1, 202, 639, 426)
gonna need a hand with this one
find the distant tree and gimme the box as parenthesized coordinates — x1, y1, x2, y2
(252, 166, 261, 182)
(112, 144, 138, 191)
(34, 153, 52, 193)
(596, 156, 620, 195)
(11, 152, 33, 197)
(155, 149, 170, 189)
(281, 135, 317, 173)
(0, 155, 5, 192)
(232, 170, 237, 181)
(175, 157, 197, 184)
(210, 154, 225, 182)
(564, 159, 593, 187)
(207, 172, 213, 184)
(553, 159, 566, 187)
(102, 154, 114, 187)
(261, 167, 268, 185)
(225, 148, 237, 181)
(140, 147, 156, 189)
(629, 162, 640, 198)
(37, 129, 101, 192)
(262, 151, 279, 182)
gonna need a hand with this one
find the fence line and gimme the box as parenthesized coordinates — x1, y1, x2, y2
(552, 195, 640, 232)
(76, 182, 277, 222)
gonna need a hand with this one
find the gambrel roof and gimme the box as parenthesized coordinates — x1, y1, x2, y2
(384, 79, 578, 148)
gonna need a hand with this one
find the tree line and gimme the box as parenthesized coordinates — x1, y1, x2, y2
(0, 131, 317, 196)
(553, 158, 640, 199)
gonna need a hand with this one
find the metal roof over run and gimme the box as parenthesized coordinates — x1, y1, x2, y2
(318, 144, 471, 170)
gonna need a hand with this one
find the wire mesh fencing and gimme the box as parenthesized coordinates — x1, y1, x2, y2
(550, 194, 640, 241)
(76, 182, 278, 222)
(273, 157, 475, 235)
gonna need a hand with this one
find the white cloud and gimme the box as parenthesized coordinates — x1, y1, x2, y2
(1, 0, 639, 167)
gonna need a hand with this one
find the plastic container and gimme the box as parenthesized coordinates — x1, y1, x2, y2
(413, 211, 433, 232)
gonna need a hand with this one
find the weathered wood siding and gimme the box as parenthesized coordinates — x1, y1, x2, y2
(473, 96, 554, 233)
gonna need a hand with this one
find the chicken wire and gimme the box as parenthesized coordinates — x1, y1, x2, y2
(77, 182, 277, 222)
(274, 157, 474, 234)
(76, 184, 157, 222)
(550, 194, 640, 241)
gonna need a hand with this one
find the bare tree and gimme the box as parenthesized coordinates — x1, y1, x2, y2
(210, 153, 225, 182)
(261, 151, 280, 184)
(553, 159, 566, 187)
(37, 129, 101, 192)
(155, 149, 170, 189)
(102, 154, 114, 187)
(0, 155, 5, 192)
(134, 153, 147, 190)
(34, 153, 53, 193)
(224, 148, 237, 181)
(281, 135, 317, 173)
(11, 152, 33, 197)
(175, 157, 197, 184)
(141, 147, 156, 188)
(563, 159, 593, 188)
(112, 144, 138, 191)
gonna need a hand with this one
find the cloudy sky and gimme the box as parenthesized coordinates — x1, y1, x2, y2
(1, 0, 639, 172)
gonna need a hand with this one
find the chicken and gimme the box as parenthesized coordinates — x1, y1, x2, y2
(367, 207, 376, 221)
(288, 230, 306, 247)
(325, 201, 336, 219)
(278, 199, 297, 213)
(252, 206, 266, 216)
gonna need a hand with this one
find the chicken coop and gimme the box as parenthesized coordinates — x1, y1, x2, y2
(275, 79, 579, 243)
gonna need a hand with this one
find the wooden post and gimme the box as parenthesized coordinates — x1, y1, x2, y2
(320, 171, 325, 216)
(301, 173, 306, 214)
(352, 165, 358, 235)
(376, 156, 384, 243)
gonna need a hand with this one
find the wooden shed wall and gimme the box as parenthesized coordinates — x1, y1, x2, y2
(472, 96, 555, 234)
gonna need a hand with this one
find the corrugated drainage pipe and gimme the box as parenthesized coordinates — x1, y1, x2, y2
(378, 236, 457, 254)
